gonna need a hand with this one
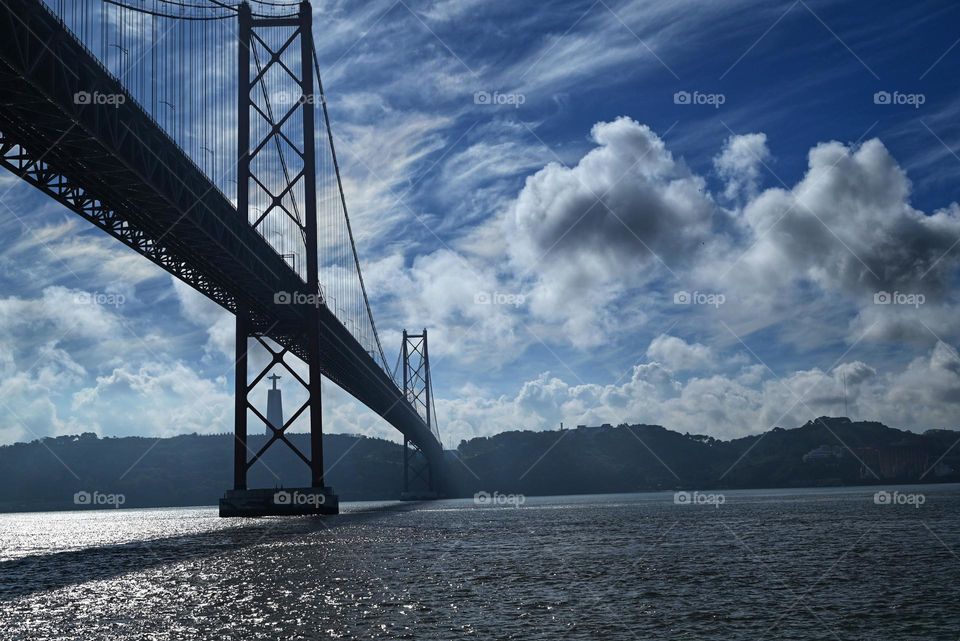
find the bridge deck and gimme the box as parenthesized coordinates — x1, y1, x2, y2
(0, 0, 441, 462)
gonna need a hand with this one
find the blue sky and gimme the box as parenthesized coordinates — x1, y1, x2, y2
(3, 0, 960, 448)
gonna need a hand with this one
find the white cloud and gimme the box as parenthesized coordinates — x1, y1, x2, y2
(430, 342, 960, 447)
(714, 132, 770, 201)
(365, 248, 526, 364)
(504, 116, 715, 340)
(6, 81, 960, 450)
(1, 217, 163, 293)
(70, 362, 233, 438)
(0, 284, 231, 444)
(646, 334, 715, 371)
(0, 286, 123, 343)
(335, 109, 455, 245)
(172, 278, 234, 360)
(734, 139, 960, 297)
(359, 116, 960, 417)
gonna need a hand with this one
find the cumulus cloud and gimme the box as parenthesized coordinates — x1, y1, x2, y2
(714, 132, 770, 201)
(361, 112, 960, 441)
(432, 342, 960, 446)
(504, 116, 715, 340)
(365, 248, 527, 364)
(70, 362, 233, 437)
(646, 334, 715, 372)
(0, 286, 234, 445)
(172, 278, 234, 360)
(351, 118, 960, 444)
(0, 343, 88, 444)
(733, 139, 960, 296)
(509, 117, 712, 269)
(492, 119, 960, 352)
(6, 112, 960, 447)
(706, 137, 960, 347)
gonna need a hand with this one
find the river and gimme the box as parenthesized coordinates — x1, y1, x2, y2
(1, 485, 958, 639)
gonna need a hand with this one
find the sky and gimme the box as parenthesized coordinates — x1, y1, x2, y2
(3, 0, 960, 449)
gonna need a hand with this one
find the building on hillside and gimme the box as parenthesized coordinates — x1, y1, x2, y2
(802, 444, 845, 462)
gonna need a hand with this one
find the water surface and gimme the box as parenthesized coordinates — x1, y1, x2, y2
(1, 486, 958, 639)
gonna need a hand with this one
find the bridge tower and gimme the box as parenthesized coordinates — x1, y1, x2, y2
(221, 0, 336, 516)
(401, 329, 443, 499)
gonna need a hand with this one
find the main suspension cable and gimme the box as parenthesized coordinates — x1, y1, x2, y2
(311, 43, 389, 374)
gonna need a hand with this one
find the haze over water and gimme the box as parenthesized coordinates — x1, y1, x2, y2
(2, 486, 958, 640)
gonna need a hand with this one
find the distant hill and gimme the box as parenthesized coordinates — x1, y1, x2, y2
(0, 433, 404, 512)
(1, 417, 958, 512)
(445, 417, 960, 496)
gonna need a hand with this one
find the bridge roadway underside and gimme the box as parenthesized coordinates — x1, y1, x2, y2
(0, 0, 442, 469)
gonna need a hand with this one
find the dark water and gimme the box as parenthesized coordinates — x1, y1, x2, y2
(1, 486, 958, 640)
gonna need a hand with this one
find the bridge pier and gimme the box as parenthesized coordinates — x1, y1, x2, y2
(220, 311, 339, 517)
(401, 434, 442, 500)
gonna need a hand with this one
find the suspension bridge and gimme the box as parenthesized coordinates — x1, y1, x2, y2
(0, 0, 444, 515)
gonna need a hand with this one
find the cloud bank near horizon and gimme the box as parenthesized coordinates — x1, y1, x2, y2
(2, 115, 960, 447)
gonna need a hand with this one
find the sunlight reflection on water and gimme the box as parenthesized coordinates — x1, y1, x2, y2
(1, 487, 958, 640)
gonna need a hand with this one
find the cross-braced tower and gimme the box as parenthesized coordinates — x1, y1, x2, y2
(222, 0, 336, 516)
(401, 329, 441, 497)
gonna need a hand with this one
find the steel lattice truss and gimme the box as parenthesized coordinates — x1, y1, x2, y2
(403, 330, 434, 435)
(246, 17, 310, 279)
